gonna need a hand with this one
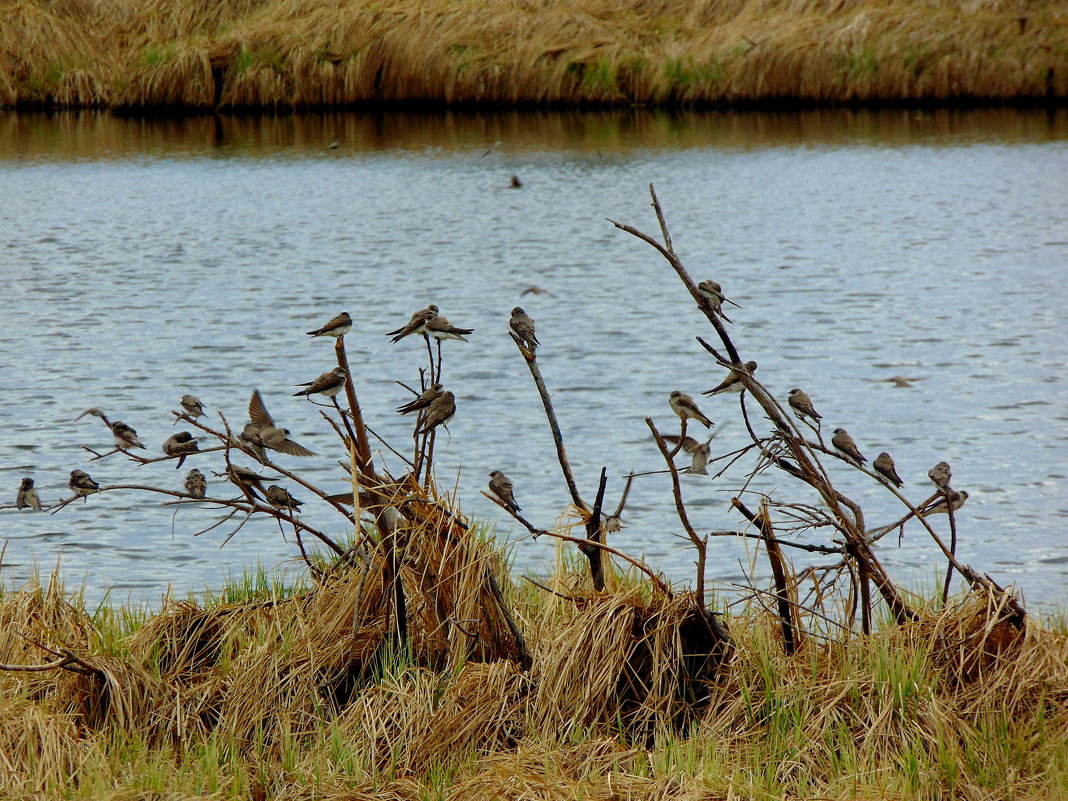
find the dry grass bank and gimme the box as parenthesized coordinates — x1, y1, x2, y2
(1, 555, 1067, 800)
(1, 0, 1066, 109)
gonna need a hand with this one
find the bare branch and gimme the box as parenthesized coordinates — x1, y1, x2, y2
(510, 332, 585, 511)
(646, 417, 707, 607)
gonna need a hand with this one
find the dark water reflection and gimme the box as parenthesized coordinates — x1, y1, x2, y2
(1, 108, 1066, 610)
(2, 107, 1067, 159)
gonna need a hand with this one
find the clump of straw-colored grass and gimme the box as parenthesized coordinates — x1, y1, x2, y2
(531, 587, 721, 739)
(3, 0, 1066, 108)
(0, 696, 84, 795)
(1, 563, 1066, 799)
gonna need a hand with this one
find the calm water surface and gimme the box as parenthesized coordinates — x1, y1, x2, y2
(1, 109, 1066, 609)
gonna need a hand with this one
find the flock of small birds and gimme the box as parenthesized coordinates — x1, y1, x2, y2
(9, 303, 545, 521)
(663, 280, 967, 518)
(11, 284, 965, 529)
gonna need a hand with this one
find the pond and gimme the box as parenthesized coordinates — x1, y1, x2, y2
(1, 107, 1066, 609)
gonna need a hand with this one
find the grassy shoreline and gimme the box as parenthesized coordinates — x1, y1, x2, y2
(2, 552, 1066, 800)
(3, 0, 1067, 111)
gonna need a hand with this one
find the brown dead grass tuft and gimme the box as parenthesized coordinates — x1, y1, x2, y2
(531, 588, 723, 739)
(0, 555, 1065, 798)
(406, 659, 528, 772)
(0, 696, 84, 795)
(0, 577, 95, 703)
(56, 653, 167, 734)
(449, 737, 718, 801)
(129, 599, 228, 680)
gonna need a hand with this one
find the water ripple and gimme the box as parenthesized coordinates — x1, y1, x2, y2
(1, 110, 1066, 609)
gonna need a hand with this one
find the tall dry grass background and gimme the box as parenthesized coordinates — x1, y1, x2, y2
(1, 0, 1066, 109)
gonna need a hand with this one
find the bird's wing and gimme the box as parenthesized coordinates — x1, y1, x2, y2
(274, 438, 316, 457)
(703, 375, 736, 395)
(397, 394, 433, 414)
(388, 311, 427, 339)
(663, 434, 699, 453)
(248, 390, 275, 428)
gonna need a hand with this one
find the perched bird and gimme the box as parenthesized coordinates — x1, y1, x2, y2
(697, 279, 725, 305)
(831, 428, 867, 465)
(110, 421, 146, 450)
(787, 388, 822, 423)
(929, 461, 952, 490)
(248, 389, 315, 456)
(266, 484, 304, 512)
(16, 477, 42, 510)
(669, 391, 714, 428)
(508, 175, 523, 188)
(162, 431, 200, 469)
(509, 306, 540, 352)
(68, 470, 100, 499)
(416, 391, 456, 435)
(696, 281, 730, 316)
(920, 489, 969, 517)
(696, 280, 734, 321)
(75, 408, 146, 450)
(425, 312, 474, 342)
(293, 367, 348, 400)
(873, 452, 904, 488)
(663, 434, 712, 475)
(488, 470, 521, 512)
(179, 395, 205, 419)
(184, 468, 207, 499)
(704, 361, 757, 396)
(388, 305, 439, 343)
(306, 311, 352, 339)
(397, 383, 444, 415)
(224, 465, 272, 500)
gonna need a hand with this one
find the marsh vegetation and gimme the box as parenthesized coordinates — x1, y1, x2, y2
(3, 0, 1066, 109)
